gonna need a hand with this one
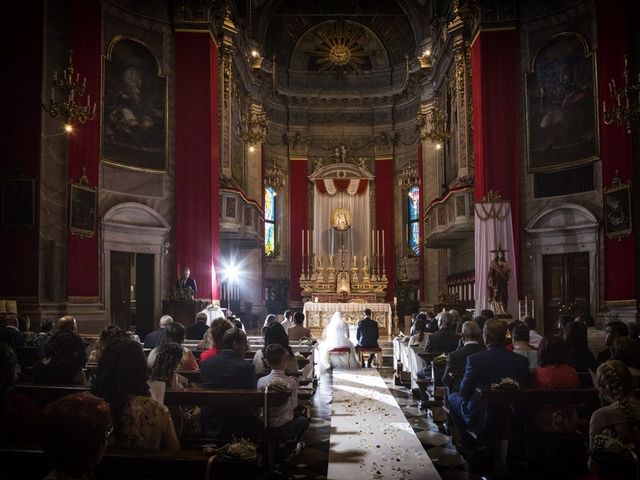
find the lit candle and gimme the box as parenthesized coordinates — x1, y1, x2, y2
(314, 297, 318, 303)
(531, 298, 535, 318)
(382, 230, 385, 257)
(393, 296, 397, 305)
(306, 229, 310, 260)
(376, 230, 380, 257)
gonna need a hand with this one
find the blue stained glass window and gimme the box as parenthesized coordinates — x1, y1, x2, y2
(408, 186, 420, 256)
(264, 187, 276, 256)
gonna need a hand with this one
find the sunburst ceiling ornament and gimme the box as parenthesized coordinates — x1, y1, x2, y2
(306, 20, 373, 74)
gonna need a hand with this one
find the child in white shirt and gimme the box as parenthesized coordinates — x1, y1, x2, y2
(257, 344, 309, 457)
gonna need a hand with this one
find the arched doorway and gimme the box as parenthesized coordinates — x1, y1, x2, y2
(525, 204, 599, 334)
(102, 203, 170, 338)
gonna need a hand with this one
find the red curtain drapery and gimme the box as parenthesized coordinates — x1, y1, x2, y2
(596, 0, 636, 302)
(375, 159, 395, 302)
(175, 31, 220, 300)
(471, 29, 522, 296)
(0, 1, 44, 297)
(289, 160, 309, 301)
(67, 0, 101, 297)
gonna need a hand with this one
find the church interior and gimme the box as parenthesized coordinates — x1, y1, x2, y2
(1, 0, 639, 479)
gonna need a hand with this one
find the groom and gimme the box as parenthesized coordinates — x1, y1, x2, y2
(356, 308, 379, 367)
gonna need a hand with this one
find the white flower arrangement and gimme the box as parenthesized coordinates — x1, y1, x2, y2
(591, 428, 636, 456)
(491, 377, 521, 391)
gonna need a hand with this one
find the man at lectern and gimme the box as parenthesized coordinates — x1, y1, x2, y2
(176, 266, 197, 296)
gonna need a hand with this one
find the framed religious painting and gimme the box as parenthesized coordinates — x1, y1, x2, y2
(604, 173, 632, 240)
(525, 33, 599, 172)
(69, 174, 97, 238)
(2, 178, 35, 226)
(102, 37, 167, 172)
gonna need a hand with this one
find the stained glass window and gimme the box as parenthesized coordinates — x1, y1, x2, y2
(408, 186, 420, 256)
(264, 187, 276, 257)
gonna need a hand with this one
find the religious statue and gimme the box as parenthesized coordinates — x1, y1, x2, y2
(487, 247, 511, 315)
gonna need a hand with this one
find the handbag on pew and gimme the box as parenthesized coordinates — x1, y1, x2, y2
(181, 405, 202, 438)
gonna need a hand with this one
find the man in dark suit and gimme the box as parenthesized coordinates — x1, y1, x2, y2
(447, 319, 529, 440)
(425, 312, 460, 354)
(356, 308, 379, 367)
(186, 312, 208, 340)
(200, 327, 261, 439)
(442, 321, 485, 393)
(175, 266, 197, 296)
(143, 315, 172, 349)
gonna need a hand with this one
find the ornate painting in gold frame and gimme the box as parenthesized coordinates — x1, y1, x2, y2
(102, 36, 167, 172)
(604, 173, 632, 240)
(525, 33, 599, 173)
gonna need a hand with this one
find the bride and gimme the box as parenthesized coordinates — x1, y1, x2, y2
(317, 311, 358, 372)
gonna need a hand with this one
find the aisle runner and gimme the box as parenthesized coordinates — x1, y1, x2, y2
(327, 369, 441, 480)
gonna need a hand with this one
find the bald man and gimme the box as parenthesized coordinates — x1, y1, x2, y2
(446, 319, 529, 438)
(38, 315, 79, 358)
(442, 321, 485, 393)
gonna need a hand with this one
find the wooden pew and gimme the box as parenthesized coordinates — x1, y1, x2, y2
(0, 445, 256, 479)
(14, 383, 290, 411)
(464, 387, 600, 474)
(13, 383, 291, 474)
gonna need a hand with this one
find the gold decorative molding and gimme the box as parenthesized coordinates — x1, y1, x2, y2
(605, 299, 637, 308)
(481, 189, 503, 203)
(68, 296, 100, 304)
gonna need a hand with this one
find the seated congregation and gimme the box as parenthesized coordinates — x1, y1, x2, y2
(400, 309, 640, 479)
(0, 310, 314, 479)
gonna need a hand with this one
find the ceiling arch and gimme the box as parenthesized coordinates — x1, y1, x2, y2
(255, 0, 422, 73)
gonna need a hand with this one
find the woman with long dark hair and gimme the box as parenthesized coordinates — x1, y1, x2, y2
(254, 321, 299, 374)
(93, 336, 180, 450)
(147, 321, 198, 371)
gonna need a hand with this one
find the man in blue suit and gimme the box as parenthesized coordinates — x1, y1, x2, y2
(447, 319, 529, 439)
(176, 266, 197, 296)
(356, 308, 379, 367)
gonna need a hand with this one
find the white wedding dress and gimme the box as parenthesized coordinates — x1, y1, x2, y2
(317, 311, 359, 372)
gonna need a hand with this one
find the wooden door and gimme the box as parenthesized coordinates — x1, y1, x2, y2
(110, 251, 132, 331)
(135, 253, 155, 340)
(542, 252, 590, 334)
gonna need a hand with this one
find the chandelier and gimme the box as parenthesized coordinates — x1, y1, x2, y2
(265, 159, 286, 190)
(398, 161, 418, 189)
(603, 55, 639, 134)
(416, 102, 451, 144)
(42, 50, 96, 132)
(239, 101, 267, 146)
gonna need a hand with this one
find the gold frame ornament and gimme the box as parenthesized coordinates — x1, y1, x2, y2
(604, 170, 632, 241)
(331, 207, 351, 231)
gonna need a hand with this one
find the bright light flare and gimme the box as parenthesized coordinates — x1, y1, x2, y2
(219, 255, 248, 285)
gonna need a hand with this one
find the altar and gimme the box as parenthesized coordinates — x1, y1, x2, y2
(303, 301, 393, 336)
